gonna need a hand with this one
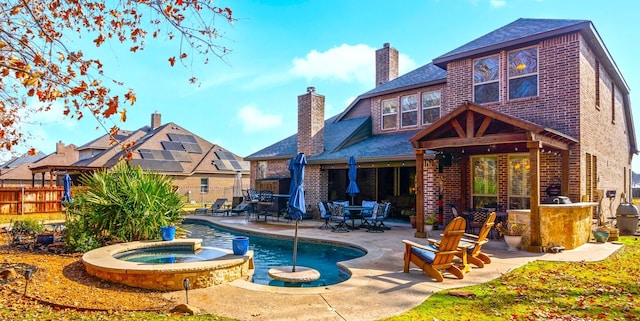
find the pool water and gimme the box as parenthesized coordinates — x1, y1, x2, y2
(181, 222, 366, 287)
(115, 247, 228, 264)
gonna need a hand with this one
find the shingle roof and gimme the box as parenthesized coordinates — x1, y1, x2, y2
(361, 63, 447, 96)
(309, 130, 420, 163)
(245, 115, 371, 160)
(433, 18, 589, 68)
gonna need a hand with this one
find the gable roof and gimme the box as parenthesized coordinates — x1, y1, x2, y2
(29, 116, 248, 178)
(410, 102, 578, 152)
(336, 63, 446, 122)
(434, 18, 590, 67)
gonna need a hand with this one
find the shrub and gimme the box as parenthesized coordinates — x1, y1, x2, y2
(63, 161, 184, 251)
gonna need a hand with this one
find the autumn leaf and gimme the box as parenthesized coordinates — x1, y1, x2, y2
(103, 96, 119, 118)
(168, 56, 176, 66)
(27, 148, 36, 155)
(124, 90, 136, 105)
(120, 108, 127, 122)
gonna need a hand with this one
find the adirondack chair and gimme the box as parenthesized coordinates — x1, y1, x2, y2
(457, 212, 496, 268)
(402, 217, 466, 282)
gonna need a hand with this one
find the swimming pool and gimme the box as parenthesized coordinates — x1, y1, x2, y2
(181, 221, 366, 287)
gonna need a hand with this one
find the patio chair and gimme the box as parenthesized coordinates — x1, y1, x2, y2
(360, 200, 378, 229)
(328, 203, 350, 233)
(209, 198, 229, 216)
(376, 201, 392, 230)
(318, 202, 333, 230)
(364, 203, 383, 232)
(256, 190, 274, 222)
(402, 217, 466, 282)
(456, 212, 496, 268)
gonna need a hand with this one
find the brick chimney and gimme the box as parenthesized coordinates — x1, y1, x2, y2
(56, 141, 65, 154)
(151, 112, 161, 130)
(375, 43, 399, 87)
(297, 87, 325, 157)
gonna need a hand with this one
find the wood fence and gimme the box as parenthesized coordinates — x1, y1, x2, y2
(0, 187, 64, 214)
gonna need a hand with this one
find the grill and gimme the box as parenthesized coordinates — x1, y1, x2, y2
(541, 184, 572, 204)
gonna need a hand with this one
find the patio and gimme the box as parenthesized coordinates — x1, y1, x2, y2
(163, 214, 622, 321)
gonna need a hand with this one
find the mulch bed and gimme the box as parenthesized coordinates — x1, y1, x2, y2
(0, 232, 174, 312)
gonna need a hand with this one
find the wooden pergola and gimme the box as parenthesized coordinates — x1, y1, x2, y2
(410, 102, 577, 251)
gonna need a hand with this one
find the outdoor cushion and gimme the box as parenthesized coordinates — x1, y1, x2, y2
(410, 245, 438, 264)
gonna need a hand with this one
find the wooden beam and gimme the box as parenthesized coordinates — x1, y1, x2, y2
(466, 110, 475, 138)
(527, 141, 542, 252)
(414, 133, 530, 149)
(415, 150, 426, 238)
(475, 116, 492, 137)
(529, 133, 570, 150)
(451, 119, 466, 138)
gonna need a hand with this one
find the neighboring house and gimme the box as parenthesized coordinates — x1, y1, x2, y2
(246, 18, 637, 232)
(0, 151, 47, 187)
(25, 113, 249, 204)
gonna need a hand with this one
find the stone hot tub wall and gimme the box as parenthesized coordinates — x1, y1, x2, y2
(82, 239, 255, 291)
(508, 203, 597, 250)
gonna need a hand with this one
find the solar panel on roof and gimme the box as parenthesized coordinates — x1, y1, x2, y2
(228, 159, 242, 170)
(181, 135, 197, 144)
(215, 150, 236, 160)
(170, 151, 192, 162)
(160, 150, 175, 160)
(212, 159, 228, 170)
(139, 150, 155, 159)
(167, 133, 180, 142)
(182, 143, 202, 153)
(161, 141, 185, 151)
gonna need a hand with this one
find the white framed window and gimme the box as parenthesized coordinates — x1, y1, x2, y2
(421, 90, 441, 125)
(381, 99, 398, 130)
(200, 178, 209, 193)
(508, 154, 530, 209)
(473, 55, 500, 104)
(400, 94, 418, 128)
(508, 46, 538, 100)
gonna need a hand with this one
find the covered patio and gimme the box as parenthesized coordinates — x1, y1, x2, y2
(410, 102, 595, 251)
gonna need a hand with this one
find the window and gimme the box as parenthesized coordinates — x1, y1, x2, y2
(472, 156, 498, 208)
(400, 95, 418, 127)
(508, 47, 538, 99)
(508, 155, 530, 209)
(200, 178, 209, 193)
(381, 99, 398, 130)
(422, 90, 441, 125)
(473, 55, 500, 104)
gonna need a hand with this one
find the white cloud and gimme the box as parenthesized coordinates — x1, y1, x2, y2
(236, 105, 283, 133)
(290, 44, 375, 84)
(290, 43, 417, 86)
(490, 0, 507, 8)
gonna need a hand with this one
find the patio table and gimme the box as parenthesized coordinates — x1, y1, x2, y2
(344, 206, 373, 230)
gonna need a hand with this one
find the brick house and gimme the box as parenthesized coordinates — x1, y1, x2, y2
(23, 113, 249, 204)
(245, 19, 636, 242)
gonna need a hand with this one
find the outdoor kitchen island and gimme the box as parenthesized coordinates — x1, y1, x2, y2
(508, 202, 599, 251)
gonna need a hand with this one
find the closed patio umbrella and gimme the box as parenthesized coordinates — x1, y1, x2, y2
(267, 152, 319, 282)
(232, 171, 243, 205)
(61, 174, 72, 204)
(287, 152, 306, 271)
(346, 156, 360, 205)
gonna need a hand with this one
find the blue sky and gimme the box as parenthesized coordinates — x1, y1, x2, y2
(7, 0, 640, 171)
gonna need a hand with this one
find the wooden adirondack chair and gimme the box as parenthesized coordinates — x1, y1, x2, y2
(458, 212, 496, 268)
(402, 217, 466, 282)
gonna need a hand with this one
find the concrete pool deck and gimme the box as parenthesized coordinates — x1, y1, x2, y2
(163, 215, 623, 321)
